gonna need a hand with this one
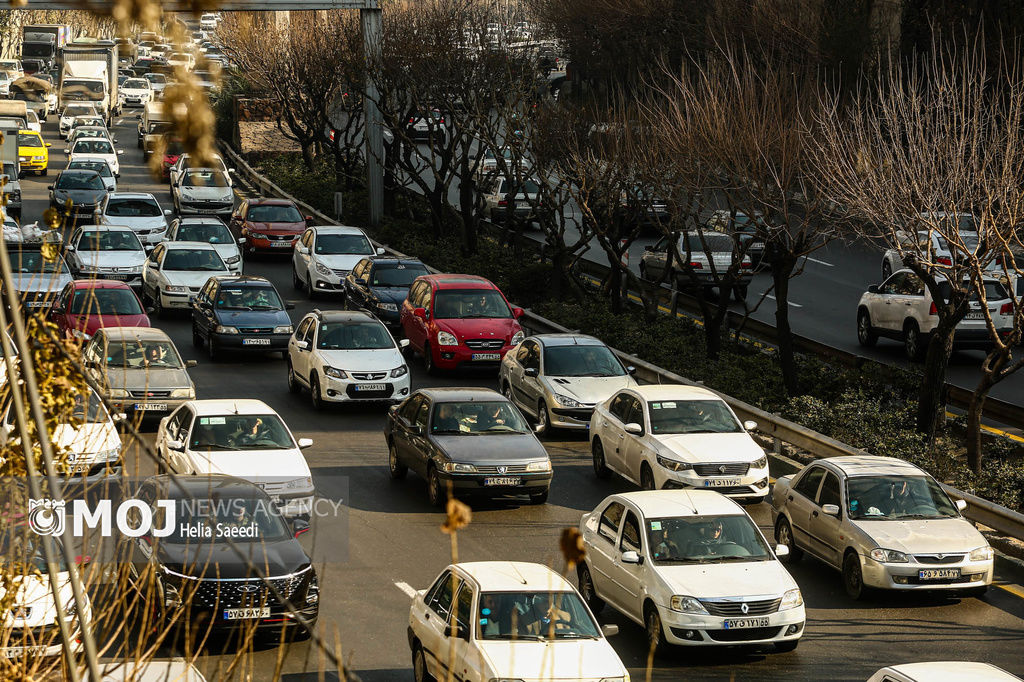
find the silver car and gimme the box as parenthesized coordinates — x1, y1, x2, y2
(770, 455, 994, 600)
(82, 326, 197, 419)
(498, 334, 637, 435)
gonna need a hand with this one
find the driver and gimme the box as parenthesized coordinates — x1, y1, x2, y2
(884, 479, 921, 516)
(477, 404, 507, 430)
(230, 416, 272, 447)
(432, 403, 463, 433)
(686, 519, 726, 556)
(653, 528, 680, 559)
(468, 293, 495, 317)
(350, 325, 378, 349)
(249, 289, 274, 308)
(525, 599, 573, 636)
(222, 501, 254, 529)
(143, 344, 166, 365)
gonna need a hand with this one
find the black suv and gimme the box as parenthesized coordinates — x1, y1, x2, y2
(343, 257, 429, 329)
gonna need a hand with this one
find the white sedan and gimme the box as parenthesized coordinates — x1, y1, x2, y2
(590, 385, 770, 500)
(166, 217, 242, 274)
(119, 77, 153, 107)
(63, 224, 147, 287)
(95, 192, 172, 245)
(141, 240, 229, 315)
(867, 662, 1021, 682)
(291, 225, 381, 297)
(59, 104, 99, 137)
(65, 137, 123, 175)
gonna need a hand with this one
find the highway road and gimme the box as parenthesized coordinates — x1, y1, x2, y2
(23, 112, 1024, 681)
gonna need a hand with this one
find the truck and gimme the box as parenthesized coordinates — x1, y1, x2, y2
(60, 40, 119, 125)
(0, 101, 29, 130)
(0, 129, 22, 220)
(21, 24, 70, 72)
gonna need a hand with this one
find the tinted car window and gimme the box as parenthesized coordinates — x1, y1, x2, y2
(370, 263, 428, 287)
(543, 344, 624, 377)
(819, 472, 841, 508)
(433, 289, 510, 319)
(794, 467, 826, 499)
(56, 172, 104, 190)
(647, 400, 741, 435)
(247, 204, 303, 222)
(598, 501, 624, 543)
(70, 288, 142, 315)
(107, 198, 162, 217)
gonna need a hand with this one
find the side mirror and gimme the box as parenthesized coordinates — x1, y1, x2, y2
(113, 412, 128, 422)
(185, 360, 198, 368)
(144, 306, 155, 314)
(376, 247, 385, 256)
(743, 420, 757, 431)
(47, 184, 53, 189)
(297, 245, 309, 254)
(116, 149, 124, 155)
(399, 338, 410, 348)
(279, 302, 293, 311)
(45, 142, 51, 147)
(172, 182, 179, 188)
(145, 245, 155, 252)
(63, 148, 69, 153)
(74, 554, 91, 566)
(822, 503, 840, 517)
(297, 437, 313, 449)
(600, 623, 619, 637)
(413, 307, 426, 320)
(644, 244, 654, 252)
(296, 340, 309, 350)
(775, 544, 790, 558)
(524, 367, 539, 377)
(163, 208, 172, 216)
(291, 517, 310, 537)
(411, 424, 424, 436)
(620, 550, 643, 565)
(166, 438, 184, 451)
(304, 215, 314, 222)
(626, 366, 636, 376)
(512, 307, 524, 319)
(868, 284, 879, 294)
(115, 173, 120, 178)
(228, 167, 236, 173)
(955, 499, 968, 512)
(238, 237, 246, 244)
(65, 244, 76, 252)
(624, 422, 643, 435)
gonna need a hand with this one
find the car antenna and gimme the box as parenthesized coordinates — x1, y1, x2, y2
(682, 490, 699, 515)
(509, 562, 528, 585)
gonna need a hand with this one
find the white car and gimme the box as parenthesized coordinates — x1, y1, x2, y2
(881, 230, 954, 280)
(118, 77, 153, 107)
(292, 225, 381, 297)
(141, 241, 229, 315)
(499, 333, 637, 434)
(287, 309, 410, 408)
(168, 152, 234, 188)
(155, 398, 315, 517)
(63, 224, 147, 287)
(25, 110, 40, 134)
(578, 491, 804, 652)
(143, 72, 168, 98)
(65, 114, 106, 141)
(84, 657, 208, 682)
(867, 662, 1021, 682)
(590, 385, 770, 500)
(166, 217, 242, 273)
(856, 270, 1013, 360)
(172, 167, 234, 217)
(95, 192, 171, 245)
(59, 104, 99, 137)
(66, 156, 118, 192)
(408, 561, 629, 682)
(200, 13, 218, 30)
(167, 52, 195, 70)
(69, 125, 114, 148)
(66, 137, 123, 175)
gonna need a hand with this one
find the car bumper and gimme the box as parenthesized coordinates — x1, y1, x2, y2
(178, 601, 318, 631)
(439, 470, 552, 497)
(248, 236, 299, 253)
(677, 271, 754, 285)
(656, 467, 771, 499)
(108, 396, 191, 417)
(19, 158, 47, 171)
(1, 623, 83, 659)
(121, 97, 149, 107)
(135, 229, 168, 245)
(177, 200, 233, 216)
(550, 406, 596, 429)
(159, 290, 198, 309)
(952, 328, 1011, 347)
(432, 344, 515, 371)
(321, 373, 411, 402)
(79, 272, 143, 287)
(211, 332, 291, 352)
(660, 603, 805, 646)
(860, 555, 994, 590)
(310, 270, 345, 292)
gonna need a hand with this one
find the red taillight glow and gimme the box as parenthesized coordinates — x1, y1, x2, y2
(689, 262, 703, 269)
(408, 117, 415, 123)
(929, 302, 938, 315)
(1000, 302, 1014, 315)
(937, 256, 952, 266)
(497, 200, 507, 206)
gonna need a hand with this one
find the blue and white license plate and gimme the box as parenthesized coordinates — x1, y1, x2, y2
(242, 338, 271, 345)
(724, 617, 769, 630)
(483, 476, 521, 486)
(269, 241, 293, 248)
(704, 478, 740, 487)
(919, 568, 960, 580)
(355, 383, 387, 391)
(472, 353, 501, 361)
(134, 403, 167, 411)
(223, 607, 269, 620)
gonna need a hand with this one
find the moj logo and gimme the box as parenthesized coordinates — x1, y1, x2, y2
(27, 498, 176, 538)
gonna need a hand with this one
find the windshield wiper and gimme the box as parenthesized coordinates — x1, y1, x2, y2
(486, 634, 545, 641)
(553, 633, 598, 639)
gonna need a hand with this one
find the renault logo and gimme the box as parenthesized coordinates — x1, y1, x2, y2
(740, 602, 749, 615)
(936, 554, 944, 560)
(719, 465, 727, 474)
(237, 584, 260, 593)
(497, 466, 508, 475)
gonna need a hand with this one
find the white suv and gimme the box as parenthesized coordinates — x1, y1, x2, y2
(578, 490, 804, 652)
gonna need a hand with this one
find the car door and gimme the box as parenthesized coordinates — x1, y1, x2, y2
(610, 508, 647, 620)
(288, 316, 314, 385)
(873, 272, 906, 330)
(416, 570, 460, 680)
(806, 470, 844, 568)
(586, 500, 627, 612)
(390, 393, 423, 465)
(784, 465, 827, 557)
(512, 340, 542, 414)
(65, 228, 83, 271)
(50, 282, 74, 335)
(141, 244, 163, 299)
(405, 397, 433, 477)
(404, 281, 430, 352)
(294, 228, 313, 282)
(192, 279, 218, 340)
(602, 393, 634, 476)
(641, 237, 668, 280)
(82, 333, 106, 388)
(228, 199, 247, 239)
(295, 317, 319, 383)
(448, 582, 481, 682)
(160, 405, 192, 473)
(619, 396, 649, 482)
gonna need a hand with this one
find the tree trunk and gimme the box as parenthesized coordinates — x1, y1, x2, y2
(301, 141, 315, 170)
(428, 186, 445, 238)
(458, 174, 478, 255)
(772, 257, 799, 396)
(916, 321, 955, 438)
(965, 374, 994, 475)
(608, 265, 623, 314)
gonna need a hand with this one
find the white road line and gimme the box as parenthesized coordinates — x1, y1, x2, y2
(395, 581, 418, 598)
(805, 256, 834, 267)
(764, 294, 804, 308)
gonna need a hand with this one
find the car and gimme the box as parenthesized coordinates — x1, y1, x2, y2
(0, 59, 24, 79)
(25, 110, 40, 133)
(166, 217, 242, 273)
(287, 309, 410, 408)
(121, 475, 318, 632)
(499, 334, 637, 435)
(68, 125, 114, 148)
(143, 71, 168, 97)
(50, 280, 150, 340)
(480, 174, 549, 224)
(578, 490, 804, 652)
(59, 103, 99, 137)
(400, 274, 525, 373)
(5, 245, 73, 312)
(229, 198, 309, 255)
(704, 209, 768, 268)
(172, 167, 234, 216)
(16, 129, 49, 176)
(118, 76, 153, 107)
(881, 230, 955, 280)
(66, 137, 122, 175)
(200, 13, 218, 30)
(291, 225, 381, 297)
(155, 400, 315, 517)
(589, 385, 770, 499)
(471, 145, 524, 181)
(83, 658, 208, 682)
(343, 256, 430, 329)
(405, 109, 448, 144)
(2, 159, 22, 220)
(167, 51, 195, 70)
(95, 192, 172, 245)
(167, 152, 233, 188)
(640, 231, 754, 301)
(65, 114, 107, 141)
(49, 169, 109, 219)
(63, 225, 148, 286)
(141, 241, 229, 317)
(866, 662, 1022, 682)
(160, 138, 186, 178)
(66, 157, 118, 192)
(83, 326, 196, 418)
(384, 387, 552, 506)
(616, 186, 672, 233)
(191, 275, 294, 360)
(856, 270, 1013, 360)
(408, 561, 628, 682)
(770, 455, 994, 600)
(0, 71, 12, 98)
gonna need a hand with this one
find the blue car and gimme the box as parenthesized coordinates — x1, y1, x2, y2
(190, 275, 295, 360)
(342, 257, 429, 329)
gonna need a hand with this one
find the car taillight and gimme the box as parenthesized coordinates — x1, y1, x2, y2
(929, 302, 938, 315)
(741, 260, 752, 269)
(408, 117, 415, 123)
(497, 200, 507, 206)
(1000, 302, 1014, 315)
(689, 261, 703, 269)
(937, 256, 952, 266)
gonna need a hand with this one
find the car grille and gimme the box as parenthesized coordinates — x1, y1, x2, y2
(351, 371, 387, 380)
(129, 390, 171, 398)
(332, 269, 349, 277)
(239, 327, 273, 334)
(9, 622, 58, 641)
(475, 464, 530, 474)
(465, 339, 504, 350)
(345, 384, 394, 399)
(914, 554, 965, 564)
(267, 234, 295, 241)
(694, 462, 750, 477)
(699, 598, 781, 617)
(184, 569, 310, 609)
(706, 626, 784, 642)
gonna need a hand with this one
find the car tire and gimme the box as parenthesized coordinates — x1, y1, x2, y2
(881, 259, 892, 281)
(192, 324, 204, 348)
(412, 644, 434, 682)
(305, 270, 316, 300)
(529, 489, 548, 505)
(775, 639, 799, 653)
(310, 373, 324, 410)
(287, 361, 301, 394)
(857, 309, 878, 347)
(577, 563, 604, 614)
(733, 283, 748, 302)
(292, 267, 302, 291)
(388, 441, 407, 480)
(639, 262, 649, 281)
(152, 291, 164, 319)
(843, 550, 867, 601)
(774, 517, 803, 564)
(40, 168, 47, 177)
(644, 602, 667, 655)
(535, 400, 552, 436)
(427, 466, 444, 508)
(592, 439, 611, 479)
(640, 463, 656, 491)
(207, 336, 218, 361)
(904, 321, 926, 362)
(423, 343, 438, 376)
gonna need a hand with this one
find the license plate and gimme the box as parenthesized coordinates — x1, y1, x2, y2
(483, 476, 521, 486)
(724, 617, 770, 630)
(24, 301, 49, 308)
(964, 312, 984, 320)
(242, 338, 271, 345)
(919, 568, 961, 580)
(134, 403, 167, 411)
(355, 383, 387, 391)
(70, 462, 91, 474)
(751, 242, 765, 249)
(269, 241, 293, 248)
(704, 478, 741, 487)
(516, 201, 528, 209)
(223, 607, 270, 620)
(472, 353, 501, 361)
(3, 646, 46, 658)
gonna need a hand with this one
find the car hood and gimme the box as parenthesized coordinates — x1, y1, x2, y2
(543, 375, 634, 405)
(854, 517, 986, 555)
(162, 270, 224, 288)
(367, 286, 410, 303)
(157, 537, 310, 579)
(52, 188, 106, 204)
(104, 366, 191, 392)
(246, 220, 305, 235)
(476, 639, 625, 680)
(653, 560, 796, 599)
(11, 272, 72, 294)
(74, 312, 150, 336)
(53, 421, 120, 457)
(121, 88, 149, 97)
(652, 432, 764, 464)
(209, 243, 241, 260)
(189, 448, 312, 479)
(177, 185, 232, 201)
(432, 433, 547, 463)
(0, 573, 78, 628)
(313, 254, 366, 272)
(76, 250, 147, 269)
(108, 215, 166, 230)
(214, 308, 291, 327)
(317, 348, 403, 371)
(435, 317, 521, 343)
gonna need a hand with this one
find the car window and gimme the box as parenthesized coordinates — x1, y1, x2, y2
(189, 413, 295, 451)
(300, 318, 316, 345)
(620, 510, 642, 552)
(515, 343, 531, 365)
(294, 317, 313, 342)
(106, 198, 162, 217)
(247, 204, 303, 223)
(70, 288, 143, 316)
(317, 321, 394, 350)
(398, 394, 423, 421)
(314, 233, 373, 255)
(543, 344, 624, 377)
(648, 399, 742, 434)
(430, 401, 528, 434)
(433, 289, 511, 319)
(413, 398, 430, 428)
(608, 394, 631, 422)
(624, 397, 644, 429)
(371, 263, 428, 287)
(452, 583, 474, 634)
(161, 249, 225, 272)
(898, 274, 924, 296)
(598, 501, 624, 543)
(793, 466, 826, 500)
(216, 286, 282, 310)
(425, 570, 458, 619)
(73, 139, 113, 155)
(880, 273, 904, 296)
(846, 475, 958, 520)
(819, 472, 841, 509)
(521, 341, 539, 370)
(176, 221, 233, 244)
(56, 172, 104, 190)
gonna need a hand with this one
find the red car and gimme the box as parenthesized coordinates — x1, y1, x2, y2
(400, 274, 524, 373)
(228, 197, 310, 255)
(50, 280, 151, 340)
(161, 139, 185, 178)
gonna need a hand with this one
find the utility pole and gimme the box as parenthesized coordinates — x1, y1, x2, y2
(361, 5, 384, 227)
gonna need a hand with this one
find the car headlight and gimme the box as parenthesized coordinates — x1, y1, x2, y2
(440, 461, 477, 473)
(274, 325, 294, 334)
(752, 455, 768, 469)
(551, 393, 582, 408)
(779, 588, 803, 610)
(969, 545, 994, 562)
(164, 285, 189, 293)
(306, 575, 319, 605)
(526, 460, 551, 472)
(248, 231, 266, 239)
(390, 364, 408, 378)
(95, 447, 120, 462)
(162, 579, 181, 607)
(71, 329, 91, 340)
(215, 324, 238, 334)
(170, 387, 195, 398)
(511, 330, 525, 345)
(314, 261, 334, 277)
(377, 301, 398, 312)
(285, 476, 313, 490)
(869, 548, 908, 563)
(669, 595, 707, 614)
(656, 454, 692, 472)
(224, 255, 240, 265)
(107, 388, 130, 398)
(323, 366, 347, 379)
(436, 330, 458, 346)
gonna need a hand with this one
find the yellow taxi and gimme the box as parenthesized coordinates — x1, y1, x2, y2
(17, 129, 50, 176)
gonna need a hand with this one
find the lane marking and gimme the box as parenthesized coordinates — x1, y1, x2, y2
(764, 294, 803, 308)
(944, 411, 1024, 444)
(994, 582, 1024, 600)
(805, 256, 834, 267)
(395, 581, 418, 598)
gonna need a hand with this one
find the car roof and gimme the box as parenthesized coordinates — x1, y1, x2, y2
(98, 326, 170, 342)
(186, 399, 275, 416)
(59, 168, 100, 177)
(626, 384, 721, 401)
(315, 309, 376, 323)
(177, 217, 228, 226)
(456, 561, 575, 593)
(818, 456, 927, 478)
(211, 275, 272, 287)
(367, 257, 424, 267)
(69, 156, 114, 167)
(608, 490, 746, 517)
(248, 197, 295, 207)
(423, 274, 496, 290)
(891, 268, 1005, 286)
(78, 224, 134, 232)
(417, 387, 503, 403)
(882, 662, 1020, 681)
(531, 334, 606, 348)
(109, 192, 158, 200)
(310, 224, 368, 235)
(69, 279, 135, 290)
(163, 240, 217, 251)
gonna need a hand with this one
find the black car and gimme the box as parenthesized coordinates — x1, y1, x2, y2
(384, 387, 552, 507)
(343, 257, 429, 329)
(123, 475, 318, 634)
(191, 275, 295, 360)
(48, 169, 109, 217)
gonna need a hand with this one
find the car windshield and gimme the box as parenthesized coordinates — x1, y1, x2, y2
(647, 399, 742, 434)
(216, 286, 282, 310)
(316, 320, 393, 350)
(79, 230, 142, 252)
(2, 162, 15, 178)
(646, 515, 773, 564)
(70, 390, 109, 425)
(0, 530, 67, 572)
(846, 475, 959, 520)
(64, 106, 95, 118)
(124, 78, 149, 89)
(162, 494, 291, 544)
(73, 139, 113, 155)
(17, 133, 42, 148)
(106, 198, 162, 217)
(7, 250, 68, 274)
(189, 413, 295, 451)
(433, 289, 511, 319)
(177, 221, 233, 244)
(144, 73, 167, 84)
(57, 172, 104, 190)
(682, 232, 734, 253)
(935, 280, 1008, 303)
(498, 178, 540, 194)
(370, 263, 428, 287)
(476, 591, 601, 640)
(105, 339, 182, 369)
(430, 400, 528, 434)
(247, 204, 303, 223)
(69, 160, 112, 177)
(543, 344, 624, 377)
(314, 233, 372, 255)
(63, 79, 104, 96)
(72, 129, 106, 141)
(73, 117, 104, 128)
(162, 249, 225, 271)
(170, 53, 190, 61)
(182, 169, 229, 187)
(69, 287, 142, 315)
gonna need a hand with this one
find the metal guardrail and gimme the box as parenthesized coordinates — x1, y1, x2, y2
(222, 142, 1024, 542)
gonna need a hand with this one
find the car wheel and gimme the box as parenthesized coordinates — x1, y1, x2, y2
(733, 283, 749, 302)
(305, 270, 316, 300)
(529, 489, 549, 504)
(388, 441, 407, 480)
(152, 291, 164, 319)
(207, 336, 218, 361)
(287, 361, 301, 394)
(774, 517, 803, 563)
(191, 324, 203, 348)
(423, 343, 438, 376)
(427, 466, 444, 508)
(40, 168, 47, 177)
(292, 266, 302, 290)
(310, 373, 324, 410)
(644, 602, 667, 654)
(639, 262, 648, 281)
(904, 321, 926, 361)
(535, 400, 551, 436)
(577, 563, 604, 614)
(843, 550, 867, 600)
(775, 639, 799, 653)
(881, 259, 892, 281)
(592, 439, 611, 479)
(502, 381, 515, 405)
(640, 463, 656, 491)
(412, 644, 434, 682)
(857, 309, 878, 347)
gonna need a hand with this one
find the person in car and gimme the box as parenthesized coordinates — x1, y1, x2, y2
(480, 593, 506, 637)
(230, 416, 273, 447)
(432, 404, 463, 433)
(653, 527, 681, 559)
(477, 404, 507, 430)
(143, 343, 167, 366)
(883, 479, 925, 516)
(686, 519, 726, 556)
(524, 598, 573, 636)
